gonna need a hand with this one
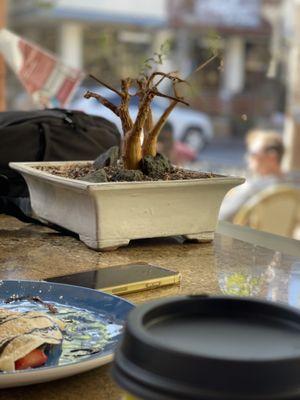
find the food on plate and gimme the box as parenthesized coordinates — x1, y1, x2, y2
(0, 309, 64, 372)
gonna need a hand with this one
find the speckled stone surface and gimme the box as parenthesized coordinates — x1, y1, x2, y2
(0, 215, 299, 399)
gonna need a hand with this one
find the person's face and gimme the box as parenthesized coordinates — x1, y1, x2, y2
(247, 150, 270, 174)
(246, 140, 279, 175)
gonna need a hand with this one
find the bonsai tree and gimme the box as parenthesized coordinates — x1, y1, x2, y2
(84, 53, 217, 171)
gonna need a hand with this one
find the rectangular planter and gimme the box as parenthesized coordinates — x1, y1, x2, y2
(10, 161, 245, 251)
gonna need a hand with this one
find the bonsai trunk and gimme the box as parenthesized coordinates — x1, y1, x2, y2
(142, 100, 177, 157)
(122, 130, 143, 170)
(122, 93, 154, 169)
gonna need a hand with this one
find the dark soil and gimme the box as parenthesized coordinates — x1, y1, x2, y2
(36, 161, 217, 182)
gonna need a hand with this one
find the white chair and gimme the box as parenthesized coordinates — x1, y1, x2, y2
(233, 185, 300, 239)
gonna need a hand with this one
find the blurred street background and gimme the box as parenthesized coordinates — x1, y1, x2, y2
(3, 0, 300, 174)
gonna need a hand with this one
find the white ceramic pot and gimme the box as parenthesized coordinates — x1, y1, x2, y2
(10, 161, 245, 251)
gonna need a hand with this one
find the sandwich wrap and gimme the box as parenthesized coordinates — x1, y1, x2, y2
(0, 308, 64, 371)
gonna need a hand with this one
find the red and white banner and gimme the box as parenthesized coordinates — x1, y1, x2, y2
(0, 29, 85, 108)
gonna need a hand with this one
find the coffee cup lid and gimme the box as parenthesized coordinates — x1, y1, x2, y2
(112, 295, 300, 400)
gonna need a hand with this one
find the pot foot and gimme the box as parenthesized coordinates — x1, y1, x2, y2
(183, 232, 214, 243)
(79, 235, 130, 251)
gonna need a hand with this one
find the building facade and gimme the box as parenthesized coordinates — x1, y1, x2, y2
(168, 0, 284, 136)
(7, 0, 286, 137)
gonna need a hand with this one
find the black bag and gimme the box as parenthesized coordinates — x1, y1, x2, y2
(0, 108, 120, 197)
(0, 108, 120, 220)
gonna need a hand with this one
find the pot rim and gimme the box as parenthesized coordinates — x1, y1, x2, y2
(9, 161, 245, 191)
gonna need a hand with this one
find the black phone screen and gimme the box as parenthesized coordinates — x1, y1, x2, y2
(45, 263, 178, 289)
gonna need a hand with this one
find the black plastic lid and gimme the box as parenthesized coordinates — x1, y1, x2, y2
(112, 295, 300, 400)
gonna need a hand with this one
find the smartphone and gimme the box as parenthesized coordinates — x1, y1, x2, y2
(45, 262, 181, 295)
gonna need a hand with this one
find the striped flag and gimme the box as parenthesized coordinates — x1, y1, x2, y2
(0, 28, 85, 108)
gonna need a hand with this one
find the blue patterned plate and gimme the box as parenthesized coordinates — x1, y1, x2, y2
(0, 280, 134, 388)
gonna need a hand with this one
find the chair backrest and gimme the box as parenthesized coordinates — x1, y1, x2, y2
(233, 185, 300, 238)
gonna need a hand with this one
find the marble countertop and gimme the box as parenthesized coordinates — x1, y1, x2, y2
(0, 215, 299, 400)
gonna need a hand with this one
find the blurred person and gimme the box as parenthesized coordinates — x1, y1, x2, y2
(173, 141, 197, 166)
(219, 129, 285, 222)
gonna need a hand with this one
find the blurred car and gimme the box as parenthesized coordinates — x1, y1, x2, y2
(71, 86, 214, 154)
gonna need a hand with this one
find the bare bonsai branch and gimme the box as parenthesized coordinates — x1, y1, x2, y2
(153, 71, 180, 89)
(89, 74, 122, 97)
(147, 71, 185, 90)
(84, 90, 120, 116)
(194, 54, 218, 73)
(86, 75, 133, 134)
(138, 40, 171, 80)
(121, 78, 132, 100)
(136, 79, 154, 137)
(173, 83, 180, 98)
(151, 88, 189, 106)
(141, 55, 219, 159)
(119, 78, 134, 133)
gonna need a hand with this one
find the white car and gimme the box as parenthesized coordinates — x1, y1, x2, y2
(71, 87, 214, 153)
